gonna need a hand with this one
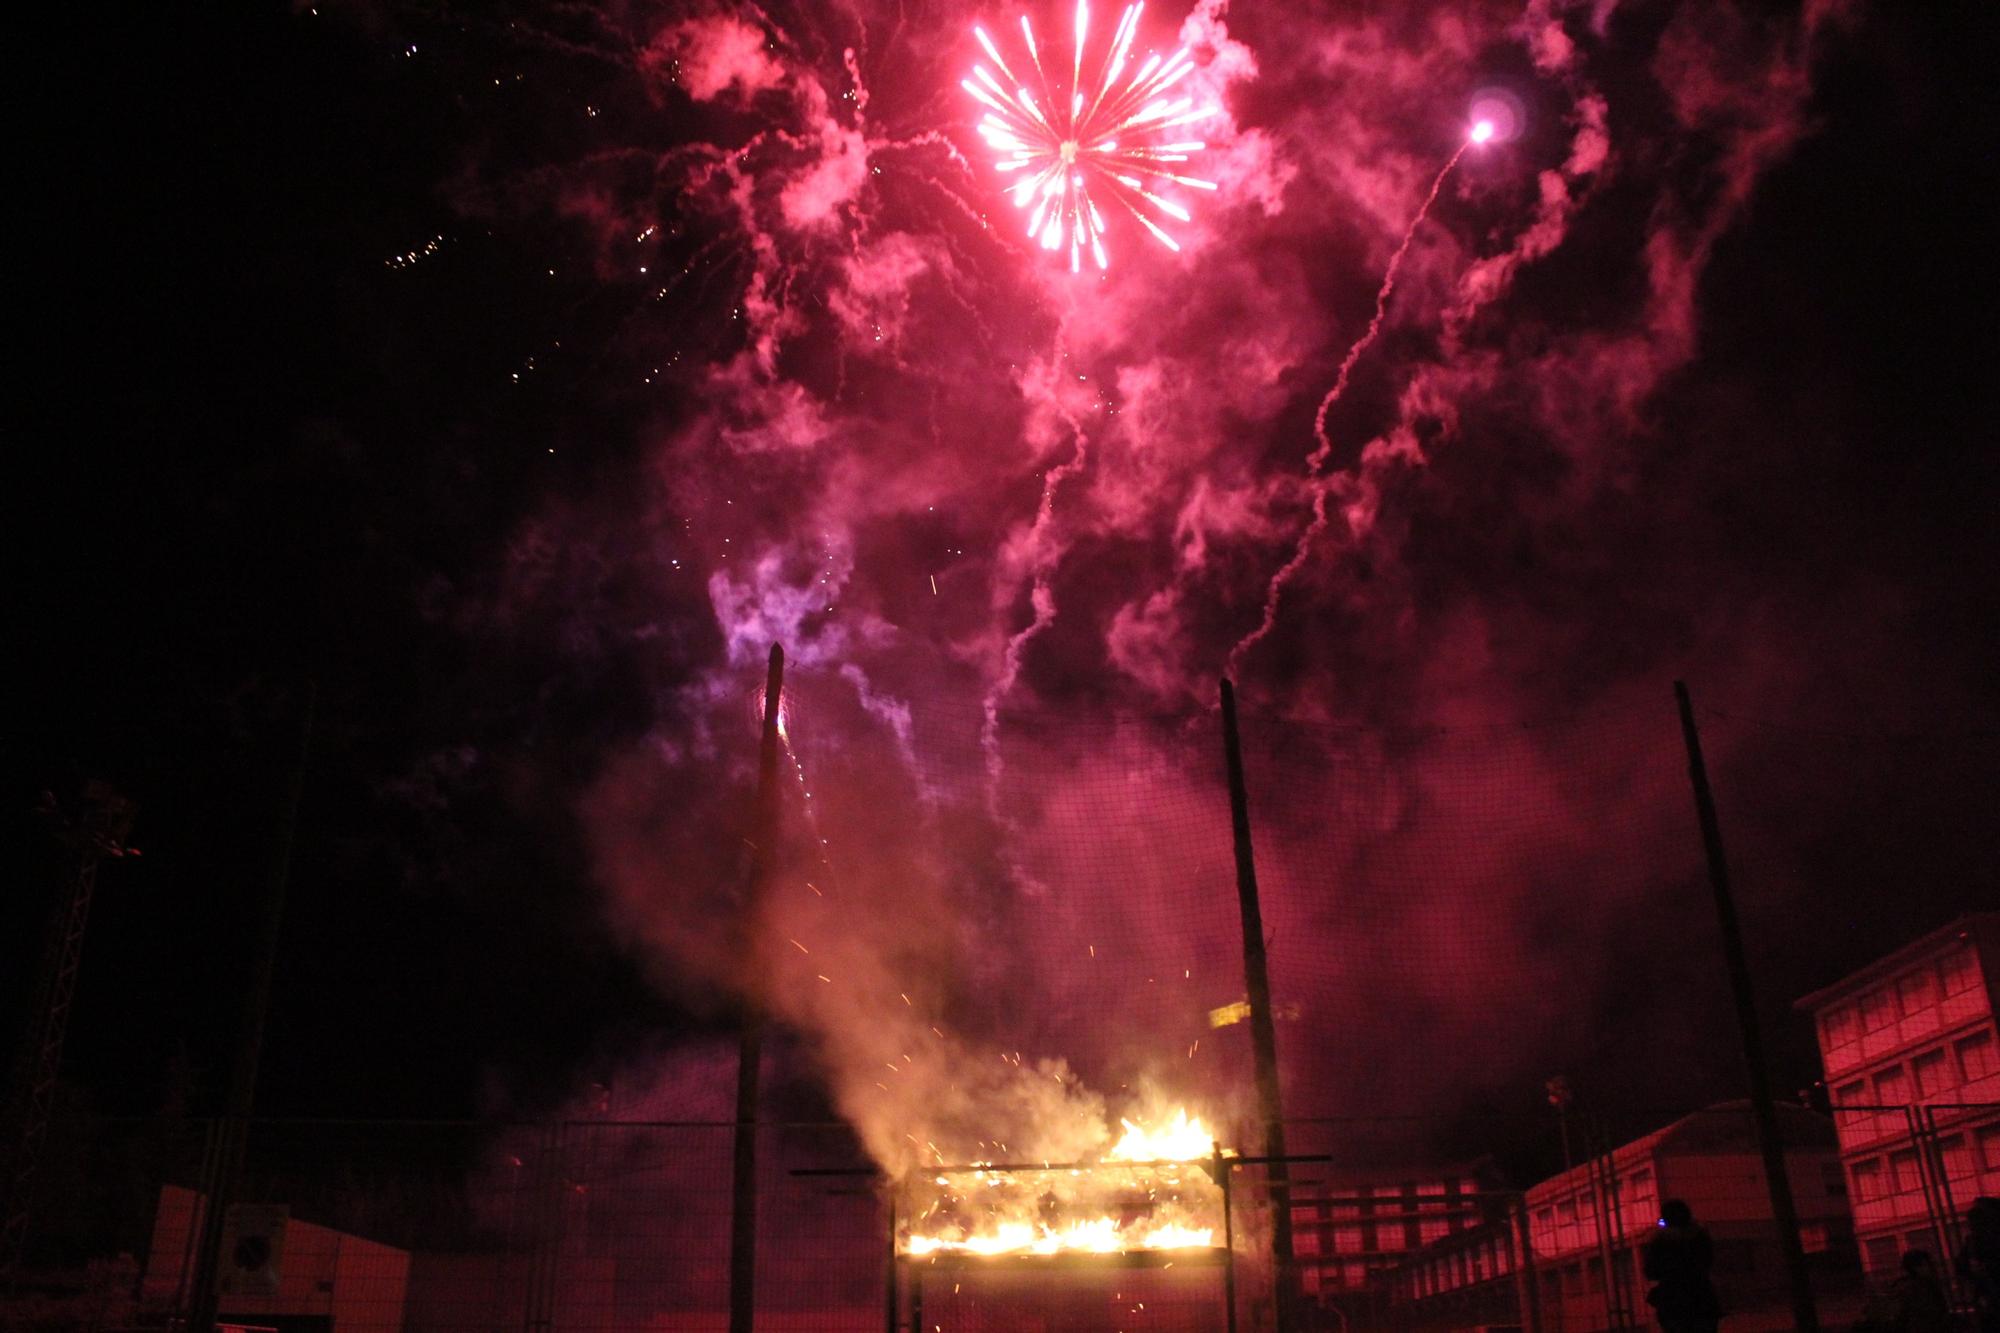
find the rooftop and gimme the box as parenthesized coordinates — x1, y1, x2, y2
(1793, 912, 2000, 1014)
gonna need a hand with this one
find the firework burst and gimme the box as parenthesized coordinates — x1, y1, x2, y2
(962, 2, 1219, 272)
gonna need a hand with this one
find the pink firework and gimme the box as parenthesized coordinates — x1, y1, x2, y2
(962, 2, 1218, 272)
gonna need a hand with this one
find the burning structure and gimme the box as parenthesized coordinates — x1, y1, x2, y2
(892, 1108, 1239, 1330)
(899, 1108, 1227, 1258)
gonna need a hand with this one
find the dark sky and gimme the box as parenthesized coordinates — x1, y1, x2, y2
(9, 0, 2000, 1170)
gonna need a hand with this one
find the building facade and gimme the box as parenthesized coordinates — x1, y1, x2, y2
(1389, 1102, 1857, 1333)
(1796, 911, 2000, 1279)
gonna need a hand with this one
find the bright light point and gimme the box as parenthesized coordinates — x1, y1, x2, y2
(1467, 86, 1526, 144)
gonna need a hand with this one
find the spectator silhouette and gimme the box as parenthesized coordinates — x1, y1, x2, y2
(1961, 1196, 2000, 1333)
(1887, 1249, 1952, 1333)
(1642, 1199, 1722, 1333)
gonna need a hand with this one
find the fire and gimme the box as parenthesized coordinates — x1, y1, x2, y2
(1108, 1107, 1212, 1162)
(899, 1107, 1224, 1258)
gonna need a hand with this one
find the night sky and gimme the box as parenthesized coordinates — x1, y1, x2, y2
(10, 0, 2000, 1173)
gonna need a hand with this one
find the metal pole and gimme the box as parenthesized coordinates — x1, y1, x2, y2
(1912, 1106, 1966, 1307)
(1673, 680, 1818, 1332)
(1218, 1143, 1237, 1333)
(1513, 1197, 1544, 1333)
(884, 1190, 898, 1333)
(189, 684, 315, 1330)
(1218, 679, 1296, 1329)
(730, 645, 785, 1333)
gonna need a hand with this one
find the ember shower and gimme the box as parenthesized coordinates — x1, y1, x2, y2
(388, 0, 1860, 1197)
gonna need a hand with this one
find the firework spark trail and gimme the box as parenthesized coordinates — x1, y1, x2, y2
(1306, 140, 1472, 475)
(963, 0, 1219, 271)
(981, 425, 1091, 790)
(1226, 138, 1476, 681)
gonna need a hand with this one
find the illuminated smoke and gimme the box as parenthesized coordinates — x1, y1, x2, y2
(1226, 129, 1487, 679)
(407, 0, 1868, 1181)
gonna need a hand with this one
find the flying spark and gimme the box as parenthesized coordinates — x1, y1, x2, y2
(963, 1, 1219, 271)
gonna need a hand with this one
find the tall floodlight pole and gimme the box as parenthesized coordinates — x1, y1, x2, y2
(1674, 680, 1818, 1333)
(1219, 679, 1296, 1329)
(188, 684, 315, 1331)
(730, 645, 785, 1333)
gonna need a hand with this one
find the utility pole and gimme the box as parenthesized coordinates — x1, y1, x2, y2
(2, 781, 136, 1282)
(1674, 681, 1818, 1333)
(1218, 679, 1296, 1329)
(188, 684, 315, 1330)
(730, 645, 785, 1333)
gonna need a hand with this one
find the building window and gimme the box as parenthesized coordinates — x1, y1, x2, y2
(1941, 947, 1980, 996)
(1863, 990, 1896, 1033)
(1824, 1004, 1858, 1049)
(1851, 1158, 1882, 1201)
(1822, 1162, 1848, 1198)
(1938, 1134, 1973, 1181)
(1976, 1124, 2000, 1173)
(1957, 1030, 1997, 1083)
(1865, 1236, 1899, 1273)
(1889, 1150, 1922, 1194)
(1899, 968, 1942, 1016)
(1875, 1067, 1912, 1107)
(1912, 1048, 1951, 1099)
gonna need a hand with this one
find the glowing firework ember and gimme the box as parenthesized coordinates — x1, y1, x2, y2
(901, 1107, 1226, 1258)
(963, 2, 1219, 271)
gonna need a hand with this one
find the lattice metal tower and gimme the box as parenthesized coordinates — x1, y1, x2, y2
(1, 780, 136, 1278)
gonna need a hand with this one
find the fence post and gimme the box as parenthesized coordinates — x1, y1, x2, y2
(730, 644, 785, 1333)
(1513, 1197, 1544, 1333)
(1673, 680, 1819, 1332)
(1218, 679, 1295, 1328)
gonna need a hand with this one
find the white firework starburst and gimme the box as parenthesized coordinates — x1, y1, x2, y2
(962, 2, 1219, 272)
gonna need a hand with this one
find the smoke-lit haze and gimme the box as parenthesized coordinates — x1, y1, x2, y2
(366, 0, 1935, 1173)
(19, 0, 1996, 1188)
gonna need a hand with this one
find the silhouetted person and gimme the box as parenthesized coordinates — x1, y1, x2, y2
(1643, 1199, 1721, 1333)
(1888, 1249, 1952, 1333)
(1961, 1196, 2000, 1332)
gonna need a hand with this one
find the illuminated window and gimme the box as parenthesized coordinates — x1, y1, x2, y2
(1899, 968, 1941, 1015)
(1937, 1134, 1973, 1181)
(1912, 1048, 1952, 1098)
(1957, 1031, 1998, 1083)
(1941, 948, 1979, 996)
